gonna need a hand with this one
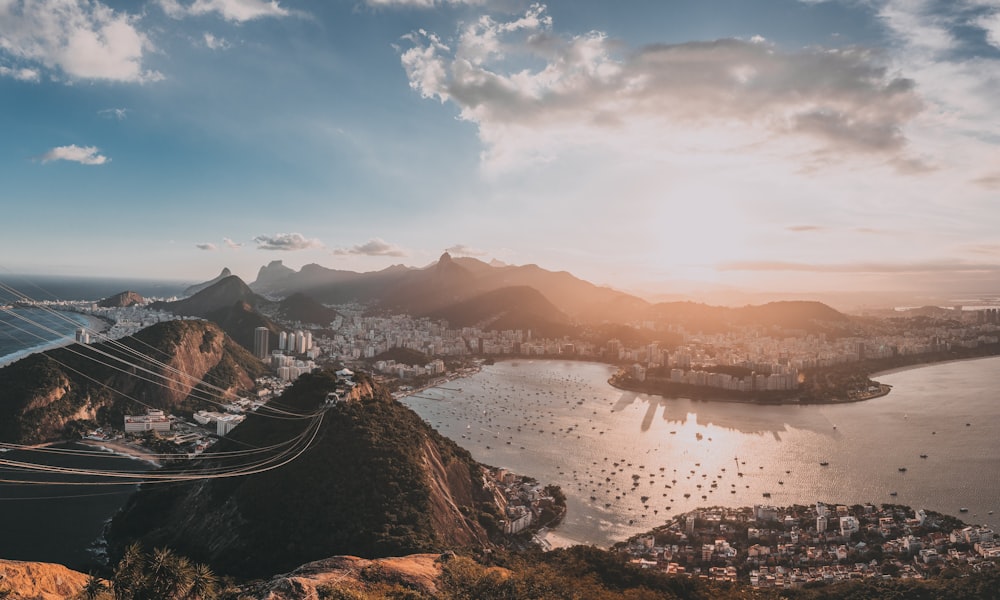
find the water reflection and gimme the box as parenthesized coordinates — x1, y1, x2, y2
(404, 358, 1000, 547)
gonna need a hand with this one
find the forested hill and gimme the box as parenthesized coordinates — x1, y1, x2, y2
(106, 371, 501, 578)
(0, 320, 265, 444)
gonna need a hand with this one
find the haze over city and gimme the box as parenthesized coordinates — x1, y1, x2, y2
(2, 0, 999, 304)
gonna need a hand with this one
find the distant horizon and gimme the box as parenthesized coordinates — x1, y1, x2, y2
(2, 0, 999, 306)
(4, 254, 999, 312)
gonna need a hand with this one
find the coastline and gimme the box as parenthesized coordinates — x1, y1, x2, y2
(0, 308, 112, 368)
(870, 353, 1000, 378)
(77, 439, 162, 468)
(606, 377, 893, 406)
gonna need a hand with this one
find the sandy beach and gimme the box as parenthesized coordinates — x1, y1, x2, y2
(78, 439, 163, 468)
(0, 308, 112, 368)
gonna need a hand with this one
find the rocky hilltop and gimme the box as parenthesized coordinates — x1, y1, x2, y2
(0, 559, 90, 600)
(96, 290, 144, 308)
(106, 371, 500, 578)
(0, 320, 267, 444)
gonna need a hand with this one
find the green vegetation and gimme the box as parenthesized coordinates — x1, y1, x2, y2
(107, 371, 498, 578)
(69, 543, 217, 600)
(0, 320, 265, 443)
(370, 347, 432, 367)
(276, 292, 339, 325)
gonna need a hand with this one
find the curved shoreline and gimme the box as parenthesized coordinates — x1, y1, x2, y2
(482, 351, 1000, 406)
(77, 439, 162, 468)
(606, 377, 892, 405)
(870, 353, 1000, 378)
(0, 309, 111, 368)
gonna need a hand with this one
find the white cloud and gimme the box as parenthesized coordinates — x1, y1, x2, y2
(366, 0, 482, 7)
(0, 0, 161, 83)
(0, 64, 39, 81)
(877, 0, 957, 54)
(223, 237, 242, 249)
(98, 107, 128, 119)
(975, 10, 1000, 49)
(196, 242, 218, 250)
(40, 144, 109, 165)
(445, 243, 487, 256)
(401, 5, 924, 173)
(253, 232, 323, 251)
(159, 0, 289, 22)
(203, 32, 230, 50)
(332, 238, 408, 257)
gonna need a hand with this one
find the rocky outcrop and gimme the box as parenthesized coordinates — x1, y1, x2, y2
(0, 559, 91, 600)
(97, 290, 144, 308)
(0, 320, 267, 444)
(243, 554, 445, 599)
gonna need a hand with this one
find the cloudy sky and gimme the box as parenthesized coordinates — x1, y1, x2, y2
(2, 0, 999, 300)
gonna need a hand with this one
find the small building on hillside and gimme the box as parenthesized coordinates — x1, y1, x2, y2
(124, 409, 170, 433)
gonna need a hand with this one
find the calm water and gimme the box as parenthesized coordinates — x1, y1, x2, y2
(0, 274, 189, 366)
(403, 358, 1000, 547)
(0, 308, 96, 366)
(0, 443, 148, 570)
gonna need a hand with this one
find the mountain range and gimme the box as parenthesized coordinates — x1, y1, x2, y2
(159, 255, 854, 358)
(248, 252, 647, 324)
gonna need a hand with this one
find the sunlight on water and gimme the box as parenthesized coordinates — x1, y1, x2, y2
(403, 358, 1000, 547)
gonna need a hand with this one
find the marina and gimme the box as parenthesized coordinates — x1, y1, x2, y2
(403, 356, 1000, 547)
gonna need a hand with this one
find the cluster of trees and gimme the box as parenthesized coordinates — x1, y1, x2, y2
(65, 544, 218, 600)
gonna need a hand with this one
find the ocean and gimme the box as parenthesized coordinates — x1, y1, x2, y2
(0, 308, 97, 366)
(0, 443, 149, 570)
(403, 358, 1000, 548)
(0, 274, 190, 366)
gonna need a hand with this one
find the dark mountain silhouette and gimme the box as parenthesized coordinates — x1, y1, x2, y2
(153, 275, 268, 318)
(106, 372, 500, 578)
(251, 261, 413, 304)
(649, 300, 850, 334)
(97, 290, 144, 308)
(377, 252, 483, 315)
(425, 285, 575, 338)
(249, 253, 647, 323)
(275, 292, 339, 326)
(251, 260, 296, 294)
(0, 320, 266, 443)
(205, 301, 283, 354)
(183, 268, 233, 296)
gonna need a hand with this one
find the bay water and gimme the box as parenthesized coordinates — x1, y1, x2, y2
(403, 357, 1000, 547)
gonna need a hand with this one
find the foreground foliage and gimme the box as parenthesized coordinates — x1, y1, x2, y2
(71, 543, 217, 600)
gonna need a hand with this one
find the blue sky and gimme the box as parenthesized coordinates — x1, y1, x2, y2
(2, 0, 999, 300)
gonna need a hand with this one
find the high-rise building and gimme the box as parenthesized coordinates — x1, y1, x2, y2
(278, 331, 287, 351)
(254, 327, 270, 360)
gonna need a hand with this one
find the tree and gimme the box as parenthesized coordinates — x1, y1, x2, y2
(113, 543, 147, 600)
(185, 563, 219, 600)
(143, 547, 194, 600)
(109, 543, 216, 600)
(82, 575, 108, 600)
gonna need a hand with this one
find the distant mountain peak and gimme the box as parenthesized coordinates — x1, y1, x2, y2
(438, 251, 453, 264)
(98, 290, 145, 308)
(183, 268, 234, 297)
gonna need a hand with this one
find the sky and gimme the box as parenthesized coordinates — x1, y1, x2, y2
(1, 0, 999, 303)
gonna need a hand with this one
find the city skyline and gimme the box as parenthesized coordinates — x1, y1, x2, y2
(2, 0, 999, 300)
